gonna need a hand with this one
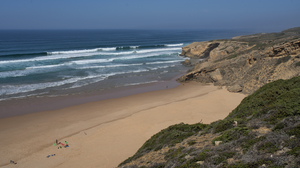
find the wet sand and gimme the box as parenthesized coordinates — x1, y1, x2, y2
(0, 82, 245, 168)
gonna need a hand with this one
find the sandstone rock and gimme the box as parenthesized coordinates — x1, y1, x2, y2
(215, 141, 222, 146)
(265, 39, 300, 57)
(181, 59, 192, 67)
(185, 155, 193, 160)
(209, 69, 223, 82)
(227, 158, 235, 164)
(275, 147, 291, 155)
(196, 161, 204, 165)
(227, 84, 243, 92)
(180, 42, 220, 58)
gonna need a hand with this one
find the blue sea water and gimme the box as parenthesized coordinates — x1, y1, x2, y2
(0, 29, 253, 102)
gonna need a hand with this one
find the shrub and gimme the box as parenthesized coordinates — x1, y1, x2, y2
(275, 55, 291, 66)
(273, 122, 285, 131)
(212, 127, 249, 144)
(242, 136, 266, 153)
(258, 141, 278, 153)
(287, 145, 300, 157)
(187, 140, 197, 146)
(295, 61, 300, 67)
(287, 124, 300, 137)
(226, 76, 300, 120)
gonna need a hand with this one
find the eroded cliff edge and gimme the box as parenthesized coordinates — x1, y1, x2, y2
(177, 27, 300, 94)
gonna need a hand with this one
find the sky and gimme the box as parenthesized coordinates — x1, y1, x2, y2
(0, 0, 299, 33)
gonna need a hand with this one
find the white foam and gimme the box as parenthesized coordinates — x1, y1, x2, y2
(47, 48, 101, 55)
(165, 43, 184, 47)
(101, 47, 117, 51)
(146, 60, 182, 65)
(76, 63, 143, 70)
(123, 80, 158, 87)
(136, 47, 181, 54)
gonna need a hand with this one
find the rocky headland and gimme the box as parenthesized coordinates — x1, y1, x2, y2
(118, 27, 300, 168)
(178, 27, 300, 94)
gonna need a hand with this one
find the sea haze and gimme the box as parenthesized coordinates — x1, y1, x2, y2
(0, 29, 252, 102)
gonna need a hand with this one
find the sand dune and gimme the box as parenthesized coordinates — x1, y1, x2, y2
(0, 82, 245, 168)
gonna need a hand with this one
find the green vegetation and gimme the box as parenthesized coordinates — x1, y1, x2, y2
(296, 61, 300, 67)
(212, 127, 249, 144)
(224, 159, 284, 168)
(241, 136, 266, 153)
(119, 75, 300, 167)
(187, 140, 196, 146)
(226, 76, 300, 122)
(164, 147, 185, 160)
(287, 124, 300, 137)
(287, 145, 300, 157)
(118, 122, 207, 167)
(258, 141, 278, 153)
(273, 122, 285, 131)
(275, 55, 291, 66)
(179, 149, 211, 168)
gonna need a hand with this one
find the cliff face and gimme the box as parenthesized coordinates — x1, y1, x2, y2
(178, 35, 300, 94)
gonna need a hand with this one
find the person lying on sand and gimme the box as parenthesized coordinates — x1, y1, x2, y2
(46, 154, 56, 158)
(10, 160, 17, 164)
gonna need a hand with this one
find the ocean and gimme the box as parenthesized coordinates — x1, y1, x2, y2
(0, 29, 252, 106)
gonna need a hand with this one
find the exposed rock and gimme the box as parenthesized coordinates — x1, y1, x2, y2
(196, 161, 204, 165)
(180, 42, 220, 58)
(177, 38, 300, 94)
(275, 147, 291, 155)
(265, 40, 300, 57)
(227, 83, 243, 92)
(181, 59, 192, 67)
(215, 141, 222, 146)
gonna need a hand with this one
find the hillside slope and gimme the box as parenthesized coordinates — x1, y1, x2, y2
(118, 76, 300, 168)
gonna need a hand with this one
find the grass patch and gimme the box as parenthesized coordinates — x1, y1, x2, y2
(258, 141, 278, 153)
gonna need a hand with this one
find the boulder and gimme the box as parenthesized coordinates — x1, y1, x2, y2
(181, 59, 192, 67)
(227, 84, 243, 93)
(215, 141, 222, 146)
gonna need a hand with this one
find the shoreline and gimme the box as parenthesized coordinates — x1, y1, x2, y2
(0, 73, 186, 119)
(0, 81, 246, 167)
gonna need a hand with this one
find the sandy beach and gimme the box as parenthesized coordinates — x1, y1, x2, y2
(0, 82, 245, 168)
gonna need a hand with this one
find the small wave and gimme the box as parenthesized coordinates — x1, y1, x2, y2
(146, 60, 182, 65)
(76, 63, 143, 70)
(123, 80, 159, 87)
(26, 63, 69, 70)
(47, 48, 102, 55)
(47, 47, 116, 55)
(165, 43, 184, 47)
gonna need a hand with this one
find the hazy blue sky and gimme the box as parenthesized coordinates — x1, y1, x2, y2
(0, 0, 299, 32)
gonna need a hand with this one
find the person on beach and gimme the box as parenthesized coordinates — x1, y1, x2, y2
(10, 160, 17, 164)
(56, 139, 58, 145)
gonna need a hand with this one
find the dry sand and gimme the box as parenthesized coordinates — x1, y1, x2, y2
(0, 82, 246, 168)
